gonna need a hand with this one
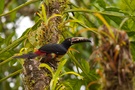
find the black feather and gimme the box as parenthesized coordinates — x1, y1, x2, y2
(39, 44, 67, 55)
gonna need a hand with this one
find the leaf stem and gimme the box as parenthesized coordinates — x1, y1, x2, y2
(65, 9, 128, 17)
(0, 35, 27, 55)
(0, 56, 13, 66)
(0, 0, 39, 17)
(0, 69, 23, 82)
(68, 52, 97, 81)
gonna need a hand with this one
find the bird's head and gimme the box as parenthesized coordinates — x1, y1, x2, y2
(61, 37, 91, 49)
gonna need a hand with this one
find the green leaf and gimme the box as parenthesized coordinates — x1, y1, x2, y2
(104, 15, 123, 25)
(68, 52, 98, 81)
(41, 3, 47, 23)
(62, 81, 73, 90)
(127, 31, 135, 37)
(0, 56, 13, 66)
(0, 0, 4, 14)
(60, 71, 83, 79)
(21, 28, 32, 37)
(39, 63, 54, 76)
(97, 0, 106, 9)
(130, 41, 135, 45)
(31, 19, 42, 30)
(127, 19, 135, 31)
(0, 69, 22, 82)
(56, 83, 65, 90)
(4, 31, 15, 45)
(0, 0, 39, 17)
(0, 36, 4, 46)
(50, 59, 67, 90)
(105, 7, 120, 12)
(0, 35, 27, 55)
(66, 79, 82, 90)
(80, 59, 90, 73)
(0, 51, 13, 60)
(131, 42, 135, 61)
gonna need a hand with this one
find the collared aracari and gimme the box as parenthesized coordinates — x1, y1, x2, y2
(14, 37, 91, 62)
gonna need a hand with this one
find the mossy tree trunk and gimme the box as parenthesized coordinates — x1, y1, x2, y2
(98, 25, 135, 90)
(22, 0, 67, 90)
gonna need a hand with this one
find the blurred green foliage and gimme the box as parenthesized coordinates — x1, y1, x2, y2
(0, 0, 135, 90)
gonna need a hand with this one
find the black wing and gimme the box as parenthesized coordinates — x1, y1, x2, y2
(38, 44, 67, 55)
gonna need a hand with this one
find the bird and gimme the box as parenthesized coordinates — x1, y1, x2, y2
(14, 37, 91, 62)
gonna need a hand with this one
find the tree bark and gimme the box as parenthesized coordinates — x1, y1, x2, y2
(22, 0, 67, 90)
(98, 25, 135, 90)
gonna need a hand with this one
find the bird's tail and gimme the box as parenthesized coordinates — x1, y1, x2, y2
(14, 53, 38, 59)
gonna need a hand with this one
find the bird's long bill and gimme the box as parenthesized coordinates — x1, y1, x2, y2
(71, 37, 91, 44)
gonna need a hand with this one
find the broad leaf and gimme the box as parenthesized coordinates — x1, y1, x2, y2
(0, 0, 4, 14)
